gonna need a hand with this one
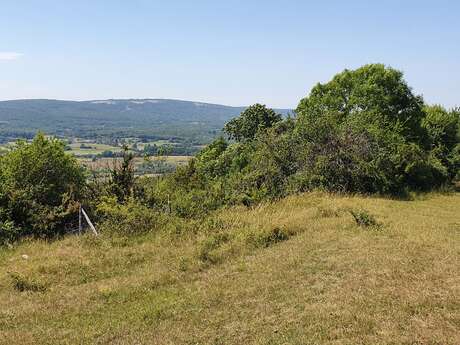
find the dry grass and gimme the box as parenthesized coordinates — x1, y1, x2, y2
(0, 192, 459, 344)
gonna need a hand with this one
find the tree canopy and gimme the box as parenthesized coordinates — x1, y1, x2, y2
(296, 64, 427, 144)
(224, 103, 282, 142)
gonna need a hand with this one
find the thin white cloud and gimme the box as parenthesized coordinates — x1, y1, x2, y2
(0, 52, 23, 61)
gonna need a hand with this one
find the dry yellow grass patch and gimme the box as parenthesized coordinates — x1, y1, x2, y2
(0, 192, 459, 344)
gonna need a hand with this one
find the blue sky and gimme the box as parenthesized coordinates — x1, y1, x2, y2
(1, 0, 459, 108)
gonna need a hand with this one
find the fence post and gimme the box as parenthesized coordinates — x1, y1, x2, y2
(81, 207, 98, 236)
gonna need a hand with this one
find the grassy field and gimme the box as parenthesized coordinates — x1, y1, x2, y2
(0, 192, 459, 344)
(0, 140, 123, 157)
(78, 156, 192, 173)
(67, 142, 123, 156)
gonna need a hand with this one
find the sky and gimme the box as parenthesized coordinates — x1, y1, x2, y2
(1, 0, 459, 109)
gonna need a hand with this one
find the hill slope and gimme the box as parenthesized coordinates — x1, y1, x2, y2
(1, 192, 459, 344)
(0, 99, 291, 142)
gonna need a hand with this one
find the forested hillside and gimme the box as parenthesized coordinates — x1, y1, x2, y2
(0, 99, 290, 143)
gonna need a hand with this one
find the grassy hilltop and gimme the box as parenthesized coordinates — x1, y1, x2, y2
(1, 192, 459, 345)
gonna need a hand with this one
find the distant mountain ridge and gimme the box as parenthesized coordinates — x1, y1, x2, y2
(0, 99, 292, 142)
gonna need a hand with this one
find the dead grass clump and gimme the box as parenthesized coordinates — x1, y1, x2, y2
(349, 209, 380, 228)
(316, 206, 342, 218)
(247, 226, 291, 248)
(198, 232, 231, 263)
(9, 272, 46, 293)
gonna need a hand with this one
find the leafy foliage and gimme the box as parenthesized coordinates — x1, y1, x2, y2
(296, 64, 427, 144)
(110, 146, 135, 203)
(224, 104, 283, 142)
(291, 64, 451, 194)
(422, 105, 460, 179)
(0, 133, 85, 243)
(1, 64, 459, 244)
(96, 196, 166, 236)
(138, 64, 458, 220)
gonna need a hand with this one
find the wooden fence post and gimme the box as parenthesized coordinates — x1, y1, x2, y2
(81, 207, 98, 236)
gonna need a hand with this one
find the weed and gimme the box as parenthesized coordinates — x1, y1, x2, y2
(9, 272, 46, 292)
(198, 232, 230, 263)
(316, 206, 341, 218)
(178, 256, 190, 272)
(349, 209, 379, 228)
(249, 226, 290, 248)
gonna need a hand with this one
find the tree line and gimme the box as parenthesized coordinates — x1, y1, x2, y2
(1, 64, 459, 244)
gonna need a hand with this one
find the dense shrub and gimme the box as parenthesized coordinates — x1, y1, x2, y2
(296, 64, 428, 145)
(110, 146, 135, 203)
(422, 105, 460, 180)
(96, 196, 166, 236)
(0, 133, 86, 243)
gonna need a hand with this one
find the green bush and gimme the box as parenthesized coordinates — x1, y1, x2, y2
(422, 105, 460, 180)
(291, 64, 453, 194)
(224, 104, 282, 142)
(0, 219, 20, 246)
(0, 133, 86, 242)
(96, 196, 165, 236)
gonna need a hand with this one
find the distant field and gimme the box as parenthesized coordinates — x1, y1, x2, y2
(79, 155, 192, 171)
(0, 137, 201, 161)
(67, 142, 123, 156)
(0, 140, 123, 157)
(0, 139, 193, 176)
(1, 192, 459, 344)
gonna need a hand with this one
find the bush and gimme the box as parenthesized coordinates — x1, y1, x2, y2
(422, 105, 460, 180)
(96, 196, 165, 236)
(0, 219, 20, 246)
(0, 133, 86, 241)
(224, 104, 282, 142)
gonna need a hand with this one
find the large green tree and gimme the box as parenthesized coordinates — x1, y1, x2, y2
(296, 64, 427, 145)
(224, 104, 282, 142)
(293, 64, 448, 193)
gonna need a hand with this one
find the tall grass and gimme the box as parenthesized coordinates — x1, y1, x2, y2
(0, 192, 459, 344)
